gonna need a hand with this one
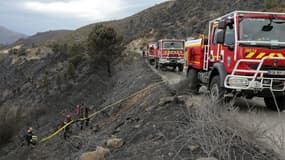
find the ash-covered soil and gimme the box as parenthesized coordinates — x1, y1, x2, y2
(0, 53, 281, 160)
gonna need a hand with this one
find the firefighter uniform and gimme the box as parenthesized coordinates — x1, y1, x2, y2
(63, 114, 72, 139)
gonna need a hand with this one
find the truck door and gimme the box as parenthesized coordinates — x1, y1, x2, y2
(222, 25, 235, 73)
(210, 25, 222, 62)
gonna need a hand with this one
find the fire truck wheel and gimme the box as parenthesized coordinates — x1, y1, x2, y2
(209, 76, 225, 102)
(178, 64, 184, 72)
(187, 68, 199, 94)
(264, 97, 285, 111)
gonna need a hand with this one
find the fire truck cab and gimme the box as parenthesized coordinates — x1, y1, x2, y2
(187, 11, 285, 111)
(156, 39, 185, 72)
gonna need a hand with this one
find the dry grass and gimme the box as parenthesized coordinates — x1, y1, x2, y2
(158, 96, 280, 160)
(187, 102, 272, 159)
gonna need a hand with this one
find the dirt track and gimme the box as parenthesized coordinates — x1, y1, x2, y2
(149, 62, 285, 154)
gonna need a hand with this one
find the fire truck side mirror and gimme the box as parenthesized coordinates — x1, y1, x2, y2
(216, 30, 225, 44)
(218, 21, 226, 29)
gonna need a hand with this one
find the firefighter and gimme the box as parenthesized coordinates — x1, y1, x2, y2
(75, 104, 81, 120)
(84, 106, 90, 127)
(63, 114, 72, 139)
(25, 127, 37, 146)
(80, 104, 84, 130)
(80, 104, 90, 130)
(142, 49, 146, 58)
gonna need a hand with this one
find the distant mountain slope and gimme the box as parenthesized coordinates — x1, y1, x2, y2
(0, 26, 26, 45)
(13, 30, 72, 47)
(58, 0, 276, 45)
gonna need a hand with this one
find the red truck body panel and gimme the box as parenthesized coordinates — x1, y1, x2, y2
(147, 42, 158, 59)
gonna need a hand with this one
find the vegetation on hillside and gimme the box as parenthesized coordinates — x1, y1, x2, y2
(87, 25, 123, 75)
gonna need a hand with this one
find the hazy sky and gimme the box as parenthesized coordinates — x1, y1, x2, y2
(0, 0, 168, 35)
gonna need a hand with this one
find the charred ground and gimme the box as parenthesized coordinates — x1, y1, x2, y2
(0, 51, 281, 160)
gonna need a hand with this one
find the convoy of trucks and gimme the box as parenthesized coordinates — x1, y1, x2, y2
(147, 11, 285, 111)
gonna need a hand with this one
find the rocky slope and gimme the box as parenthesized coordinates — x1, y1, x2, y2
(0, 53, 280, 160)
(0, 48, 111, 147)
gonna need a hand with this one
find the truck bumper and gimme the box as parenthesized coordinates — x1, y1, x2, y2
(148, 55, 155, 60)
(238, 89, 285, 98)
(224, 75, 285, 98)
(159, 58, 185, 66)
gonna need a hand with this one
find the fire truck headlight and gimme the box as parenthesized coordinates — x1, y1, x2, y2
(228, 77, 249, 87)
(159, 58, 168, 63)
(249, 81, 262, 89)
(178, 59, 185, 63)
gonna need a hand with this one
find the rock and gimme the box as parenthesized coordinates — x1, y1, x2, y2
(106, 137, 124, 149)
(80, 146, 109, 160)
(185, 96, 202, 109)
(174, 95, 186, 104)
(196, 157, 218, 160)
(189, 145, 199, 151)
(177, 95, 188, 102)
(259, 148, 267, 154)
(159, 96, 174, 106)
(134, 124, 141, 129)
(145, 105, 156, 112)
(168, 152, 174, 157)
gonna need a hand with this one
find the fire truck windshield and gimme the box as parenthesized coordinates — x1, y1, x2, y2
(163, 42, 184, 50)
(239, 18, 285, 47)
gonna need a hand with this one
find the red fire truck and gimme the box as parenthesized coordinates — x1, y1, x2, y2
(156, 39, 185, 72)
(147, 42, 158, 65)
(186, 11, 285, 111)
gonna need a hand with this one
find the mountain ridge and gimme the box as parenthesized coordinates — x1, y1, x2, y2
(56, 0, 269, 45)
(0, 26, 27, 45)
(12, 30, 72, 47)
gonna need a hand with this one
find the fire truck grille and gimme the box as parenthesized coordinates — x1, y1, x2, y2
(168, 54, 179, 57)
(249, 64, 285, 71)
(271, 80, 285, 90)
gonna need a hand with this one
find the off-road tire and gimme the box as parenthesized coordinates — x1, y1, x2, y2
(149, 59, 154, 65)
(264, 97, 285, 111)
(178, 64, 184, 72)
(209, 76, 225, 102)
(155, 59, 158, 69)
(187, 68, 200, 94)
